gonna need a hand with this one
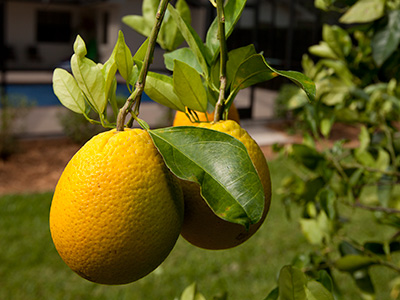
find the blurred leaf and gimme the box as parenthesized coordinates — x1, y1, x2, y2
(149, 126, 265, 227)
(180, 282, 207, 300)
(300, 211, 331, 245)
(320, 117, 334, 138)
(352, 268, 375, 294)
(339, 241, 363, 256)
(335, 255, 377, 272)
(315, 270, 334, 293)
(309, 42, 339, 59)
(318, 189, 336, 220)
(168, 4, 210, 76)
(340, 0, 385, 24)
(145, 72, 185, 111)
(306, 281, 334, 300)
(290, 144, 324, 171)
(173, 60, 208, 112)
(322, 24, 352, 58)
(164, 48, 203, 74)
(264, 287, 279, 300)
(206, 0, 247, 63)
(53, 68, 85, 114)
(372, 10, 400, 66)
(278, 265, 307, 300)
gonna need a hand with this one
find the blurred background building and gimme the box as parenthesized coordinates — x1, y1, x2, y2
(0, 0, 323, 136)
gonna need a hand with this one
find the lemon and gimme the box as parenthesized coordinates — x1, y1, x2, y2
(179, 120, 271, 250)
(50, 129, 184, 284)
(173, 104, 240, 126)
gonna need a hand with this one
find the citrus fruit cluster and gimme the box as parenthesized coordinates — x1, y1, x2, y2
(50, 109, 271, 285)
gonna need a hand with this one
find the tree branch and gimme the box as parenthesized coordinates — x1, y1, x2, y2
(116, 0, 170, 131)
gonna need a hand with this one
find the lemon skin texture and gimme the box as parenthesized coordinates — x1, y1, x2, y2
(49, 129, 184, 284)
(179, 120, 271, 250)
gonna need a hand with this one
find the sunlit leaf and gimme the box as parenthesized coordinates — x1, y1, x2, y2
(70, 44, 107, 114)
(173, 60, 208, 112)
(52, 68, 85, 114)
(340, 0, 385, 24)
(164, 48, 203, 74)
(145, 72, 185, 111)
(115, 31, 134, 82)
(149, 126, 265, 227)
(168, 4, 210, 76)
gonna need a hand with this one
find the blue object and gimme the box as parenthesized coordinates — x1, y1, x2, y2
(2, 84, 152, 107)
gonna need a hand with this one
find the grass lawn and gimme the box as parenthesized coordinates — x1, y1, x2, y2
(0, 158, 397, 299)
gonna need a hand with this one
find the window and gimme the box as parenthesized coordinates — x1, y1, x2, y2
(36, 10, 72, 43)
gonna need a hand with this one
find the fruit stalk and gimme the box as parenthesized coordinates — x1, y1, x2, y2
(213, 0, 228, 123)
(116, 0, 171, 131)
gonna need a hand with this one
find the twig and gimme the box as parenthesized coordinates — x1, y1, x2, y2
(116, 0, 170, 131)
(352, 202, 400, 215)
(213, 0, 228, 123)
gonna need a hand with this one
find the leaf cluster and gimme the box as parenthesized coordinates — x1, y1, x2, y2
(274, 0, 400, 295)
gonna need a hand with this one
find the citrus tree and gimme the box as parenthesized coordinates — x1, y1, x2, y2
(276, 0, 400, 298)
(48, 0, 336, 299)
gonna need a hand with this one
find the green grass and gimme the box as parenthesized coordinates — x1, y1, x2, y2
(0, 158, 397, 299)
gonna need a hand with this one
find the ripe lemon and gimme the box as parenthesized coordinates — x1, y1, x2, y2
(49, 129, 184, 285)
(172, 104, 240, 126)
(179, 120, 271, 250)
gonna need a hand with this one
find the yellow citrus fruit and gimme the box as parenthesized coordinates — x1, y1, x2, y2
(49, 129, 184, 285)
(179, 120, 271, 250)
(172, 104, 240, 126)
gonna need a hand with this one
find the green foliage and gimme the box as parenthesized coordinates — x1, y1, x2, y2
(276, 0, 400, 297)
(149, 126, 265, 228)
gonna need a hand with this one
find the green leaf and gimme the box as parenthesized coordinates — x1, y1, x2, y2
(180, 283, 206, 300)
(372, 10, 400, 66)
(264, 60, 316, 102)
(264, 287, 279, 300)
(306, 281, 334, 300)
(352, 269, 375, 294)
(340, 0, 385, 24)
(206, 0, 247, 63)
(148, 126, 265, 227)
(145, 72, 185, 111)
(322, 24, 352, 58)
(70, 44, 107, 114)
(73, 35, 87, 58)
(300, 211, 331, 245)
(168, 4, 210, 76)
(114, 31, 134, 82)
(122, 15, 151, 38)
(102, 57, 118, 103)
(230, 54, 277, 93)
(173, 60, 208, 112)
(278, 265, 307, 300)
(164, 48, 203, 74)
(335, 255, 377, 272)
(52, 68, 86, 114)
(121, 0, 157, 38)
(160, 0, 191, 51)
(133, 38, 149, 64)
(309, 42, 339, 59)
